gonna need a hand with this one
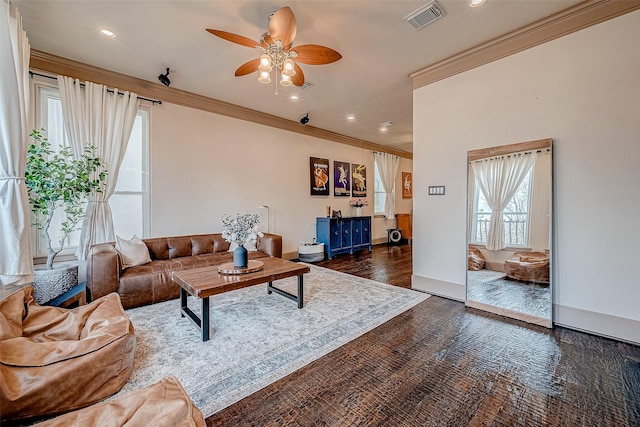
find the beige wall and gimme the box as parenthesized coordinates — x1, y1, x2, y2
(412, 10, 640, 343)
(150, 102, 411, 256)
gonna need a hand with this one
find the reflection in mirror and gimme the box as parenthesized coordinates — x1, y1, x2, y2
(466, 139, 552, 328)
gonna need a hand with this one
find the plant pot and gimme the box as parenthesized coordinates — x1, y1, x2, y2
(233, 245, 248, 269)
(33, 262, 79, 304)
(355, 207, 363, 216)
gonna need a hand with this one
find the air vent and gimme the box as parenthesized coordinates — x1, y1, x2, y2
(299, 81, 315, 91)
(404, 1, 445, 30)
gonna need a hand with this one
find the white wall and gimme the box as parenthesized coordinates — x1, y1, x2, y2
(412, 10, 640, 343)
(150, 103, 411, 256)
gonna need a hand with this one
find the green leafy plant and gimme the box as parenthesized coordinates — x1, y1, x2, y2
(25, 129, 107, 269)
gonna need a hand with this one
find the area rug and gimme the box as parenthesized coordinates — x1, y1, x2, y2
(112, 264, 429, 417)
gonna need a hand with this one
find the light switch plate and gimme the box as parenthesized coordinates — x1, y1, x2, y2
(428, 185, 445, 195)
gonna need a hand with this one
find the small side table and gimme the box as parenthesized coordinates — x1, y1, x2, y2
(45, 282, 87, 308)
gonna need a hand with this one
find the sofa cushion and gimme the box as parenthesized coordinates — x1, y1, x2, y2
(116, 235, 152, 270)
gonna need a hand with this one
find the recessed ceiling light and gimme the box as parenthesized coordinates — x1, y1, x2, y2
(290, 95, 299, 101)
(346, 114, 355, 121)
(100, 29, 116, 38)
(469, 0, 486, 7)
(379, 127, 388, 133)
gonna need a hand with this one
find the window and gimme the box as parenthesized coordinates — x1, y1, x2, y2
(110, 110, 149, 239)
(471, 170, 532, 247)
(32, 84, 149, 256)
(373, 160, 386, 215)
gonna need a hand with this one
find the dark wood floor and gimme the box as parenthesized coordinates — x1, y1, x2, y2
(207, 244, 640, 426)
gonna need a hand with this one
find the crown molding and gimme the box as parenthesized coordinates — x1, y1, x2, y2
(29, 50, 413, 160)
(410, 0, 640, 89)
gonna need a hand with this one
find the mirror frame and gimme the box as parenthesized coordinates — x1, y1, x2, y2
(465, 138, 553, 328)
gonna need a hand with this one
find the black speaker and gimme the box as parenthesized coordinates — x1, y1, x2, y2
(387, 228, 402, 246)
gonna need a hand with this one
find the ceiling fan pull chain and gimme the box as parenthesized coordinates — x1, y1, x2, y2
(274, 64, 279, 95)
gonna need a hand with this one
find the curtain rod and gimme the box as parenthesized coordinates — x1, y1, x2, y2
(471, 148, 550, 163)
(29, 71, 162, 105)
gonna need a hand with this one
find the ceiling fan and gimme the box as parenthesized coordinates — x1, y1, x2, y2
(206, 6, 342, 88)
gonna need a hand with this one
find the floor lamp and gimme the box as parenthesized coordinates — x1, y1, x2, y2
(257, 205, 270, 233)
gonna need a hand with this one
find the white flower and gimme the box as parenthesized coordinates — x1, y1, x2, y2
(221, 213, 264, 246)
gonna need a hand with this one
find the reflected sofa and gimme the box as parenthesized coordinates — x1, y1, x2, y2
(87, 233, 282, 309)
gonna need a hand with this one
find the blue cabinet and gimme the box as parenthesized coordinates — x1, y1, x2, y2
(316, 216, 372, 259)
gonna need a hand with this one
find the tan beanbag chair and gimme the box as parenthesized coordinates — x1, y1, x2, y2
(0, 285, 135, 422)
(468, 246, 486, 271)
(504, 251, 550, 283)
(32, 376, 205, 427)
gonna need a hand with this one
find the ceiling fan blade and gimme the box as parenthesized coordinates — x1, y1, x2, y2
(292, 63, 305, 86)
(290, 44, 342, 65)
(269, 6, 297, 46)
(235, 58, 260, 76)
(206, 29, 260, 49)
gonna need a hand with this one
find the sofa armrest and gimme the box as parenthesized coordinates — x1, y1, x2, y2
(257, 233, 282, 258)
(86, 243, 121, 302)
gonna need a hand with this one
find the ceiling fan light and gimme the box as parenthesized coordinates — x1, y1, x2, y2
(259, 54, 272, 72)
(280, 74, 292, 86)
(258, 70, 271, 84)
(282, 58, 296, 77)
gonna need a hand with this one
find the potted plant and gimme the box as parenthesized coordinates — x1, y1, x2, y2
(24, 129, 107, 303)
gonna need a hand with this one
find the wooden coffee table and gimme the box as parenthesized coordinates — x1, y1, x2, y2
(171, 257, 310, 341)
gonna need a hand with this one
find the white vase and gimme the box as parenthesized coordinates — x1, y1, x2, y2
(355, 207, 363, 216)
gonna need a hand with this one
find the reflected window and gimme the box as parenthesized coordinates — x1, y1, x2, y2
(471, 170, 532, 247)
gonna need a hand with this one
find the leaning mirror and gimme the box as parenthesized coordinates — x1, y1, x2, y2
(466, 139, 552, 328)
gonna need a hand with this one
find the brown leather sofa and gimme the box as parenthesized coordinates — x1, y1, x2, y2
(87, 233, 283, 309)
(0, 285, 135, 423)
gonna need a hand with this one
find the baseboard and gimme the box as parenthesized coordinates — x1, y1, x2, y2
(283, 251, 298, 260)
(554, 304, 640, 345)
(412, 275, 465, 302)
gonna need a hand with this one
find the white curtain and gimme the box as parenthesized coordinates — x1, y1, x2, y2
(472, 152, 539, 251)
(57, 76, 140, 261)
(0, 0, 33, 286)
(373, 152, 400, 219)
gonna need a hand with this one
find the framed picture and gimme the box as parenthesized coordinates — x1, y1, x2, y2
(351, 164, 366, 197)
(310, 157, 330, 196)
(333, 161, 350, 197)
(402, 172, 412, 199)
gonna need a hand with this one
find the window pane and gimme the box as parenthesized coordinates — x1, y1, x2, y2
(373, 162, 386, 214)
(111, 194, 143, 238)
(115, 114, 143, 192)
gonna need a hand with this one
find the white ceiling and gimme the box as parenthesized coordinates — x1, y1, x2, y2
(14, 0, 581, 153)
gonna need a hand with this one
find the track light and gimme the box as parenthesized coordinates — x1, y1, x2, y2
(158, 68, 171, 86)
(300, 113, 309, 125)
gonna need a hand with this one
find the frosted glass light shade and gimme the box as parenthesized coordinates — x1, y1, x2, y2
(282, 58, 296, 77)
(258, 70, 271, 83)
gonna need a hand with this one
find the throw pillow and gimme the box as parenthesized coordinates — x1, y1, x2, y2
(115, 235, 152, 270)
(228, 241, 258, 252)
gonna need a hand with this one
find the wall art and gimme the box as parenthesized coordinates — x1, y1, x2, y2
(333, 161, 351, 197)
(310, 157, 330, 196)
